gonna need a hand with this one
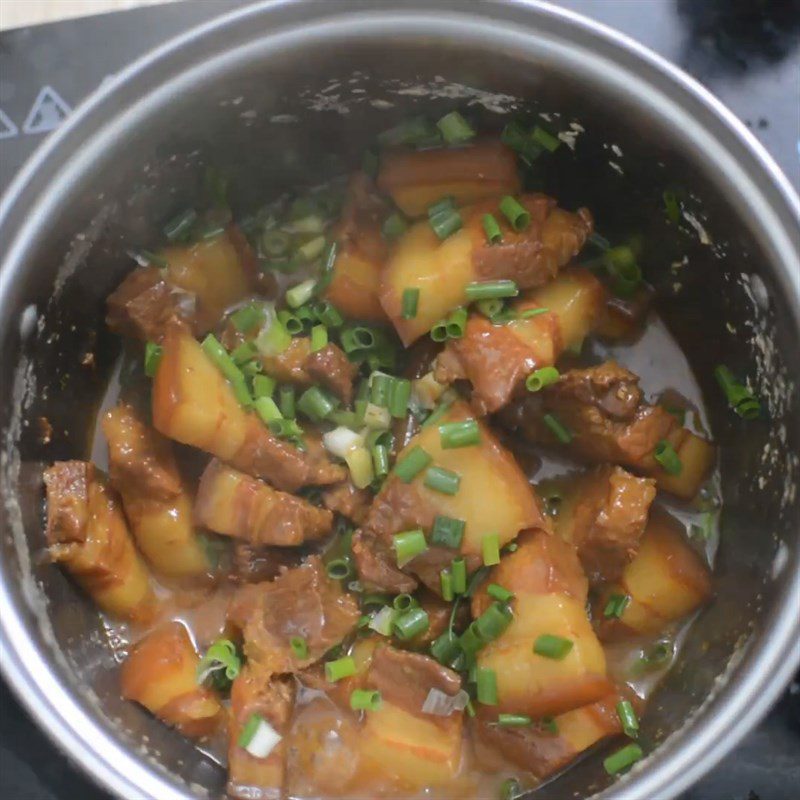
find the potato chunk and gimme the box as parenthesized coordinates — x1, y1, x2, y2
(380, 195, 593, 345)
(596, 510, 712, 640)
(44, 461, 155, 621)
(377, 139, 520, 217)
(473, 531, 612, 717)
(434, 268, 604, 413)
(121, 622, 223, 738)
(103, 404, 209, 577)
(152, 324, 345, 491)
(195, 459, 333, 546)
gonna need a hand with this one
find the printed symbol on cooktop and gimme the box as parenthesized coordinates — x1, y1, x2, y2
(0, 108, 19, 140)
(22, 86, 71, 135)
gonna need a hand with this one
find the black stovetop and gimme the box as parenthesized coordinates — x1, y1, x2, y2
(0, 2, 797, 799)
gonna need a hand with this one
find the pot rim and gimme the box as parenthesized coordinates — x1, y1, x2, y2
(0, 3, 798, 800)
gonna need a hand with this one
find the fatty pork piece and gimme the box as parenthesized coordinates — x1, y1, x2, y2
(352, 400, 548, 595)
(552, 465, 656, 583)
(43, 461, 155, 622)
(323, 172, 391, 323)
(380, 193, 593, 345)
(358, 645, 465, 790)
(471, 693, 624, 781)
(120, 622, 223, 739)
(107, 226, 255, 341)
(472, 530, 613, 718)
(595, 509, 712, 641)
(434, 268, 605, 414)
(231, 542, 306, 584)
(195, 459, 333, 546)
(228, 665, 295, 800)
(228, 556, 360, 674)
(501, 360, 716, 499)
(321, 481, 372, 525)
(103, 403, 209, 577)
(152, 323, 345, 491)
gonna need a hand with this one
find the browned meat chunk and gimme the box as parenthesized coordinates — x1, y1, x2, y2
(305, 344, 358, 403)
(471, 195, 593, 289)
(229, 556, 360, 674)
(555, 465, 656, 583)
(106, 267, 197, 343)
(321, 481, 372, 524)
(44, 461, 155, 621)
(501, 360, 715, 499)
(231, 543, 305, 584)
(228, 665, 295, 800)
(195, 459, 333, 547)
(351, 529, 418, 595)
(366, 645, 463, 722)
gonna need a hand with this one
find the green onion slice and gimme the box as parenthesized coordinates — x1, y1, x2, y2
(144, 341, 163, 378)
(654, 440, 682, 475)
(497, 713, 532, 727)
(424, 466, 461, 495)
(603, 742, 643, 775)
(392, 607, 430, 640)
(290, 636, 309, 660)
(476, 667, 498, 705)
(499, 196, 531, 231)
(616, 699, 639, 738)
(350, 689, 382, 711)
(482, 213, 503, 244)
(713, 365, 761, 419)
(543, 413, 573, 444)
(603, 593, 630, 619)
(382, 212, 408, 240)
(487, 583, 514, 603)
(430, 515, 465, 549)
(163, 208, 197, 242)
(451, 558, 467, 595)
(394, 446, 433, 483)
(526, 366, 560, 392)
(465, 280, 519, 301)
(482, 533, 501, 566)
(401, 287, 420, 319)
(439, 419, 481, 449)
(325, 656, 357, 682)
(393, 529, 427, 566)
(533, 634, 573, 660)
(436, 111, 475, 144)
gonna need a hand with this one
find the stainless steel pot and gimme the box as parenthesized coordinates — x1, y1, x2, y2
(0, 2, 798, 799)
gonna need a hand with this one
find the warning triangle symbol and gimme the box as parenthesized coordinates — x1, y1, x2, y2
(22, 86, 71, 135)
(0, 108, 18, 140)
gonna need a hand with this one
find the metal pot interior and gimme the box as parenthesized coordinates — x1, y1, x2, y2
(1, 4, 798, 799)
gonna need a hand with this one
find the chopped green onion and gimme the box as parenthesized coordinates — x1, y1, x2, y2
(424, 466, 461, 495)
(520, 307, 549, 319)
(663, 190, 681, 224)
(254, 396, 283, 425)
(500, 777, 522, 800)
(393, 529, 428, 566)
(422, 398, 454, 429)
(201, 334, 253, 407)
(278, 385, 296, 419)
(326, 557, 353, 580)
(474, 602, 513, 642)
(526, 366, 560, 392)
(440, 569, 454, 601)
(604, 593, 630, 619)
(268, 418, 305, 448)
(255, 317, 292, 356)
(634, 640, 674, 672)
(430, 318, 449, 342)
(431, 515, 465, 549)
(286, 278, 317, 309)
(297, 386, 338, 422)
(477, 298, 504, 318)
(163, 208, 197, 242)
(430, 630, 460, 665)
(362, 593, 391, 611)
(654, 440, 682, 475)
(603, 742, 643, 775)
(451, 558, 467, 595)
(401, 287, 420, 319)
(296, 236, 327, 263)
(325, 656, 357, 682)
(445, 307, 467, 338)
(714, 365, 761, 419)
(499, 196, 530, 231)
(482, 533, 500, 566)
(498, 714, 532, 727)
(388, 378, 412, 418)
(604, 245, 642, 297)
(290, 636, 308, 660)
(439, 419, 481, 449)
(428, 197, 462, 240)
(436, 110, 475, 143)
(543, 413, 572, 444)
(350, 689, 382, 711)
(690, 510, 714, 541)
(369, 373, 392, 407)
(382, 212, 408, 240)
(482, 213, 503, 244)
(310, 324, 328, 352)
(231, 341, 257, 366)
(276, 309, 303, 335)
(261, 229, 291, 257)
(476, 667, 498, 705)
(231, 304, 265, 332)
(532, 125, 560, 152)
(501, 120, 544, 164)
(313, 300, 344, 328)
(616, 699, 639, 738)
(340, 325, 377, 354)
(394, 446, 432, 483)
(487, 584, 514, 603)
(378, 116, 438, 148)
(465, 280, 519, 301)
(371, 444, 390, 478)
(392, 607, 430, 639)
(533, 634, 573, 660)
(392, 593, 418, 612)
(196, 638, 241, 690)
(144, 341, 163, 378)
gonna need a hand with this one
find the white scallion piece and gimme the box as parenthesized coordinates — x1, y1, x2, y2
(239, 715, 282, 759)
(421, 688, 470, 716)
(362, 403, 391, 430)
(368, 606, 397, 637)
(322, 426, 364, 459)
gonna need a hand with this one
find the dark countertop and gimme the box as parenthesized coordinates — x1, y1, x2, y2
(0, 1, 797, 799)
